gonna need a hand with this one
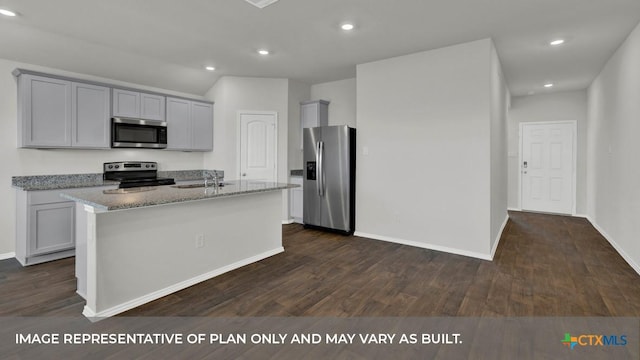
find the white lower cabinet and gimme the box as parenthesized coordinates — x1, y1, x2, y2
(289, 176, 303, 224)
(16, 189, 76, 266)
(28, 202, 75, 256)
(15, 186, 115, 266)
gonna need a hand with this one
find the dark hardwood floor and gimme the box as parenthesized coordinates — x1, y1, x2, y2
(2, 211, 640, 317)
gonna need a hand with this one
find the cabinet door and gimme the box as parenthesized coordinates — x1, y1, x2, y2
(300, 101, 329, 149)
(289, 177, 303, 223)
(72, 82, 110, 148)
(21, 75, 72, 147)
(301, 102, 319, 128)
(112, 88, 140, 118)
(300, 103, 317, 149)
(191, 102, 213, 151)
(166, 97, 191, 150)
(140, 93, 166, 121)
(291, 188, 303, 222)
(28, 202, 75, 256)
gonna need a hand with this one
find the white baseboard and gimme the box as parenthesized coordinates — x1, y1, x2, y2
(509, 208, 588, 219)
(282, 219, 295, 225)
(490, 214, 510, 260)
(0, 252, 15, 261)
(354, 231, 492, 261)
(586, 216, 640, 276)
(83, 247, 285, 320)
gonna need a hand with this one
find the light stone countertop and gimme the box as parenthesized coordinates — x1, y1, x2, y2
(60, 180, 298, 212)
(11, 173, 118, 191)
(12, 170, 224, 191)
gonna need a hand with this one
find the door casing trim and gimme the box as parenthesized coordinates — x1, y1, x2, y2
(236, 110, 278, 182)
(518, 120, 577, 215)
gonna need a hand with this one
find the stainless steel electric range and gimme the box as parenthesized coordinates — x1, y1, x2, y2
(103, 161, 175, 188)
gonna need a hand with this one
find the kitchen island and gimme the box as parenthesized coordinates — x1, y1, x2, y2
(60, 181, 295, 319)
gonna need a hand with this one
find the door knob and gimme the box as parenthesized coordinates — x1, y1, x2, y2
(242, 173, 247, 177)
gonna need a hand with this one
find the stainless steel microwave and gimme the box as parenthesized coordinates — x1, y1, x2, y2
(111, 117, 167, 149)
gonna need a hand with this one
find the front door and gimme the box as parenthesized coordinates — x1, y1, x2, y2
(520, 122, 575, 214)
(239, 112, 277, 181)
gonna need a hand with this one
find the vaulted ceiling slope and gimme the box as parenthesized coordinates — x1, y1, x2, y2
(0, 0, 638, 96)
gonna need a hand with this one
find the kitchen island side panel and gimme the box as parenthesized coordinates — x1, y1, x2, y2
(82, 190, 283, 317)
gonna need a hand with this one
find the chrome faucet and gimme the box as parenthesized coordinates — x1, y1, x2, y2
(204, 170, 219, 188)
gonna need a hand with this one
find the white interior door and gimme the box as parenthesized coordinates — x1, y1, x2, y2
(520, 122, 575, 214)
(239, 112, 277, 181)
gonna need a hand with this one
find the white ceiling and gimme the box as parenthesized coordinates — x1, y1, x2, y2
(0, 0, 639, 96)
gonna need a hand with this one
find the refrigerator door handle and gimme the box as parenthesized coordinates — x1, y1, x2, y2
(318, 141, 324, 197)
(315, 141, 320, 196)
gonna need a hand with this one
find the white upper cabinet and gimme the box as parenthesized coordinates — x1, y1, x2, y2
(72, 82, 110, 148)
(166, 97, 191, 150)
(300, 100, 329, 149)
(112, 88, 165, 121)
(18, 74, 109, 149)
(140, 93, 166, 121)
(166, 97, 213, 151)
(14, 69, 211, 151)
(112, 89, 140, 118)
(19, 74, 72, 147)
(191, 101, 214, 151)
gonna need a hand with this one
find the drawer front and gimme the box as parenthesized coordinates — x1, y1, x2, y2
(289, 176, 303, 186)
(28, 189, 67, 205)
(27, 186, 117, 205)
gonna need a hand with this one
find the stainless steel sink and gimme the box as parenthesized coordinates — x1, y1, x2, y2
(171, 183, 226, 189)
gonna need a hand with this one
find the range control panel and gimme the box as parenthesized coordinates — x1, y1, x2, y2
(104, 161, 157, 172)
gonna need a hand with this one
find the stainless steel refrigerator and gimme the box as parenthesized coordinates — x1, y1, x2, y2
(303, 125, 356, 234)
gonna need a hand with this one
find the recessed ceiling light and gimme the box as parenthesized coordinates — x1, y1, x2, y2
(544, 83, 554, 88)
(245, 0, 279, 9)
(550, 39, 565, 46)
(258, 49, 270, 55)
(341, 23, 354, 31)
(205, 66, 215, 71)
(0, 8, 17, 17)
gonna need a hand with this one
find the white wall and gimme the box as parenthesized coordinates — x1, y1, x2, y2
(587, 21, 640, 273)
(355, 39, 500, 259)
(507, 90, 588, 213)
(287, 80, 311, 171)
(0, 58, 206, 256)
(310, 78, 357, 128)
(203, 76, 289, 180)
(489, 43, 510, 253)
(202, 76, 290, 220)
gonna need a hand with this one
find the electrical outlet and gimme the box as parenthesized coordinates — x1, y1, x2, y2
(195, 234, 205, 248)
